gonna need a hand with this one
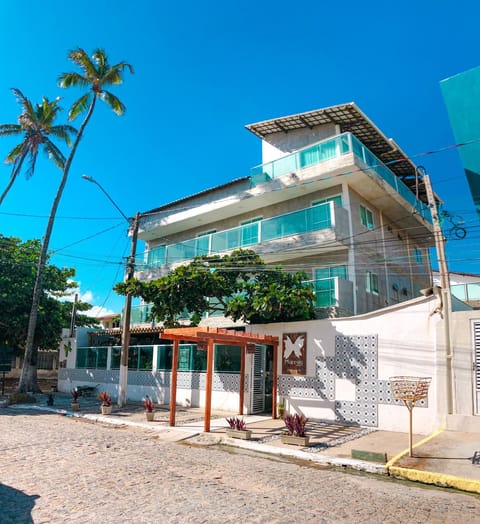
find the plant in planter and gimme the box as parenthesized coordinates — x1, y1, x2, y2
(70, 388, 80, 411)
(225, 416, 252, 440)
(281, 413, 309, 446)
(98, 391, 112, 415)
(144, 396, 155, 421)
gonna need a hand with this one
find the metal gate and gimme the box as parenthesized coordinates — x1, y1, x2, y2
(251, 345, 266, 413)
(472, 321, 480, 415)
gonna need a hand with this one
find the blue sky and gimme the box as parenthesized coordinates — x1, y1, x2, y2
(0, 0, 479, 315)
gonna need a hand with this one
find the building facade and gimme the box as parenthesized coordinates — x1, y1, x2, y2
(134, 103, 435, 323)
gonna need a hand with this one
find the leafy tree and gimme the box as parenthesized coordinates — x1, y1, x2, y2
(115, 249, 315, 327)
(0, 235, 97, 356)
(18, 48, 133, 392)
(0, 89, 76, 206)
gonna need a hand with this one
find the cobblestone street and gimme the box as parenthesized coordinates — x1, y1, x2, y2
(1, 410, 480, 523)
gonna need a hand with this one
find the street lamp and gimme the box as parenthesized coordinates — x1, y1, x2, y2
(82, 174, 139, 407)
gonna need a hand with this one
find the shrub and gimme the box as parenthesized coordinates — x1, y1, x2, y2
(284, 413, 308, 437)
(225, 416, 247, 431)
(98, 391, 111, 406)
(143, 396, 155, 412)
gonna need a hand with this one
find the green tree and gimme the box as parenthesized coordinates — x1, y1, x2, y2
(115, 249, 315, 327)
(0, 89, 76, 205)
(18, 48, 133, 392)
(0, 235, 97, 355)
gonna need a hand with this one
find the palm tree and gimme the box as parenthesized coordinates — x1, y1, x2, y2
(18, 48, 133, 392)
(0, 89, 76, 206)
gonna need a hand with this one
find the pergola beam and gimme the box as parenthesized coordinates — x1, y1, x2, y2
(162, 327, 279, 431)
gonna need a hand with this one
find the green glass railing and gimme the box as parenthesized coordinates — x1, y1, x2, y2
(137, 201, 335, 269)
(451, 282, 480, 302)
(250, 133, 350, 180)
(250, 131, 430, 222)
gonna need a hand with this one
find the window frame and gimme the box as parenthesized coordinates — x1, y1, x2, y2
(366, 271, 379, 294)
(360, 205, 374, 230)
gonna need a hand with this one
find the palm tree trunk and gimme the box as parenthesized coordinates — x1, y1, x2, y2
(18, 97, 97, 393)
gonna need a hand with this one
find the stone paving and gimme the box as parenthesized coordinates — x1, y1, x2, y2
(1, 408, 480, 523)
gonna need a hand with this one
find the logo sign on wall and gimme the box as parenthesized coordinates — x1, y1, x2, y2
(282, 333, 306, 375)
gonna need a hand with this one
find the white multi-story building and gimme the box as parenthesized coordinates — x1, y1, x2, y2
(134, 103, 435, 322)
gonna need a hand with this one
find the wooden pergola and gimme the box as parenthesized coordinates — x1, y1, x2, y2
(162, 327, 279, 432)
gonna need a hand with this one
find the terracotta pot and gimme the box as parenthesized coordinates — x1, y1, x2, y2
(226, 429, 252, 440)
(145, 411, 154, 421)
(280, 434, 310, 446)
(70, 402, 80, 411)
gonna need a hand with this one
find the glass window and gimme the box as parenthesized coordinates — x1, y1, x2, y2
(157, 344, 173, 370)
(76, 347, 108, 369)
(214, 345, 241, 373)
(314, 266, 347, 307)
(138, 346, 154, 370)
(360, 205, 374, 230)
(312, 195, 342, 208)
(110, 346, 121, 369)
(240, 218, 261, 246)
(196, 230, 215, 257)
(366, 271, 379, 294)
(414, 247, 423, 265)
(147, 245, 165, 268)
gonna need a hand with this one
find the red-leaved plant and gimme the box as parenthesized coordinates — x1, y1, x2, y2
(98, 391, 111, 407)
(226, 416, 247, 431)
(143, 396, 155, 412)
(284, 413, 308, 437)
(71, 388, 79, 402)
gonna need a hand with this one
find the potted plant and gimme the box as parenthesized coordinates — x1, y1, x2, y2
(281, 413, 309, 446)
(225, 416, 252, 440)
(144, 396, 155, 421)
(98, 391, 112, 415)
(71, 388, 80, 411)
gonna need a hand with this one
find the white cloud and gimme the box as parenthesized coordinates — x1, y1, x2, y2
(86, 305, 117, 318)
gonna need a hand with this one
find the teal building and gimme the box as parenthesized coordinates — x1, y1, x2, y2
(441, 66, 480, 213)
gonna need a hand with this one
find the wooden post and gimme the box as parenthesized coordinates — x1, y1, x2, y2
(239, 344, 245, 415)
(169, 340, 179, 427)
(272, 342, 278, 419)
(204, 339, 214, 432)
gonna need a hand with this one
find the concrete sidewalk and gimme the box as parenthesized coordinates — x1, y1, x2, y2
(5, 393, 480, 495)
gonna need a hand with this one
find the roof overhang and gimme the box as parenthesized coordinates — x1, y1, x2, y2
(246, 103, 438, 204)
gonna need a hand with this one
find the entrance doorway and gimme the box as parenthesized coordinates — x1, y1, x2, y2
(251, 344, 274, 413)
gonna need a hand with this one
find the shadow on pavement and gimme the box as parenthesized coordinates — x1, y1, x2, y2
(0, 482, 38, 523)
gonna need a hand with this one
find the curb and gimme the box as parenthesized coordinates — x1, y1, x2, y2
(385, 428, 480, 495)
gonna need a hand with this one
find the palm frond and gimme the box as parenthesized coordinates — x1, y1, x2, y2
(0, 124, 22, 136)
(68, 93, 91, 121)
(99, 90, 126, 116)
(49, 124, 77, 146)
(5, 142, 24, 163)
(25, 149, 39, 180)
(11, 88, 35, 119)
(67, 48, 97, 78)
(58, 72, 90, 90)
(42, 139, 66, 169)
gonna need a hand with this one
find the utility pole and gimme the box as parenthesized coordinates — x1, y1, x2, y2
(118, 212, 140, 407)
(423, 172, 453, 415)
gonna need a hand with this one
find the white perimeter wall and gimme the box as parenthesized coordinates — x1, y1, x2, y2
(249, 296, 444, 434)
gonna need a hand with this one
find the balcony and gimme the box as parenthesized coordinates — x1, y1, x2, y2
(250, 132, 431, 222)
(137, 201, 349, 272)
